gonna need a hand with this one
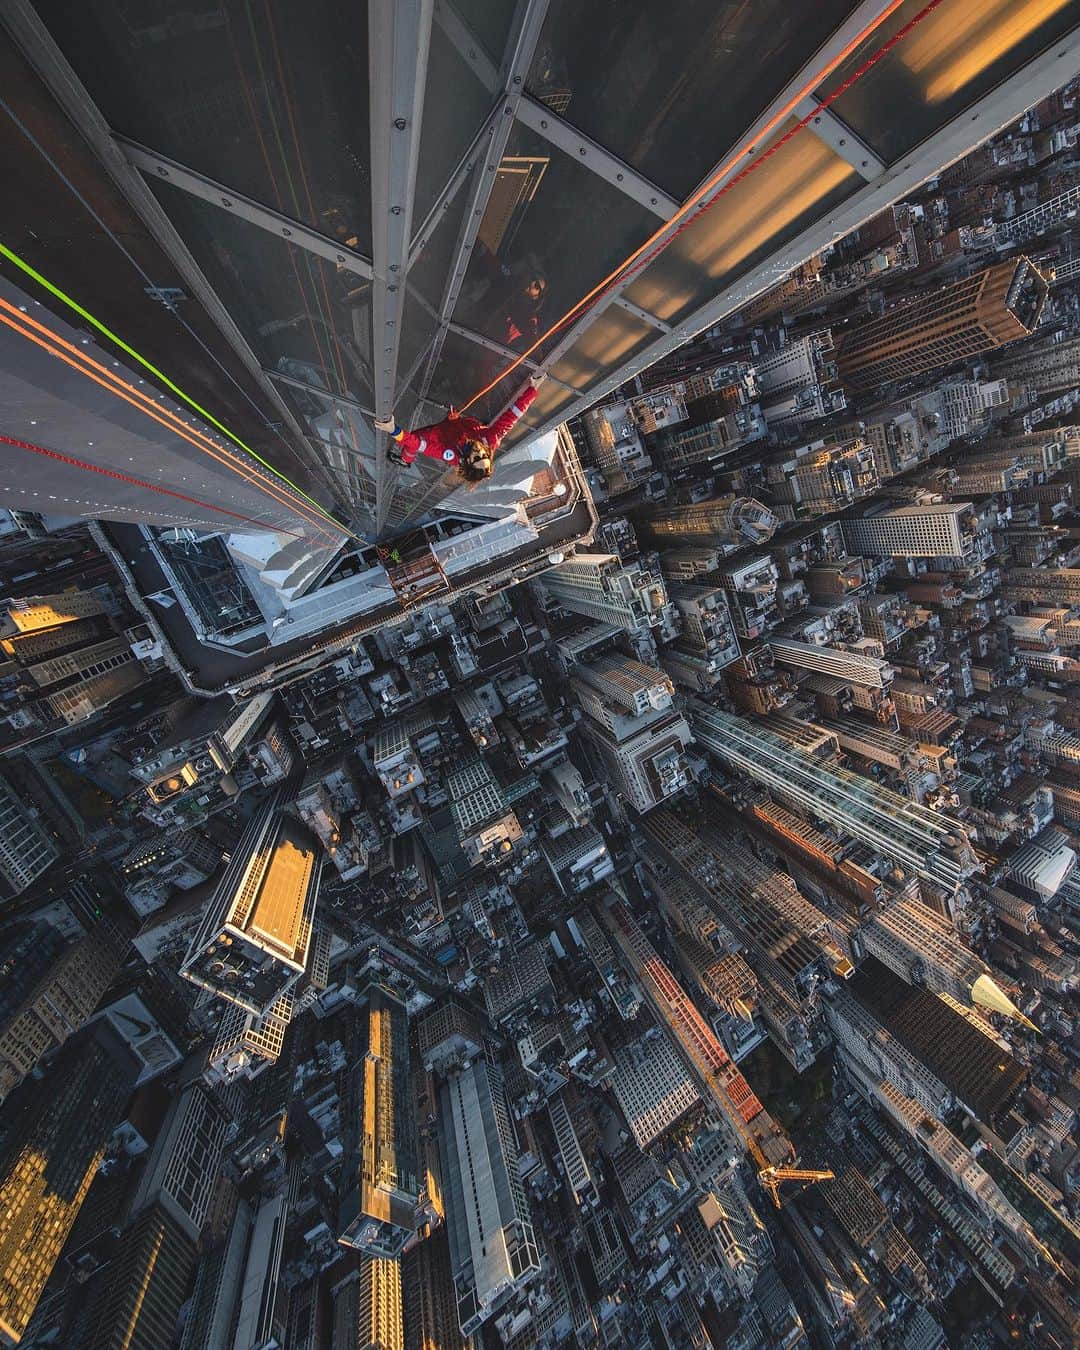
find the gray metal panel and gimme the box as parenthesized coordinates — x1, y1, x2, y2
(369, 0, 435, 533)
(0, 0, 345, 521)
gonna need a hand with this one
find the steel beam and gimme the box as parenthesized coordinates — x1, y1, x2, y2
(520, 24, 1080, 448)
(118, 137, 374, 279)
(266, 369, 375, 419)
(516, 93, 679, 219)
(408, 99, 503, 269)
(793, 97, 885, 180)
(614, 296, 672, 333)
(411, 0, 550, 407)
(444, 320, 581, 395)
(529, 0, 904, 385)
(369, 0, 435, 534)
(433, 0, 499, 93)
(0, 0, 348, 521)
(381, 0, 550, 526)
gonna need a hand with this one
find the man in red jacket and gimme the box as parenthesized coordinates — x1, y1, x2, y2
(374, 379, 542, 484)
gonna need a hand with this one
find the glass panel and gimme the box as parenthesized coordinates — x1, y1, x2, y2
(415, 22, 498, 224)
(624, 121, 859, 324)
(819, 0, 1078, 164)
(148, 182, 374, 406)
(455, 0, 515, 64)
(527, 0, 860, 200)
(396, 184, 475, 419)
(442, 122, 657, 408)
(425, 328, 514, 425)
(549, 306, 657, 390)
(35, 0, 373, 250)
(501, 379, 577, 448)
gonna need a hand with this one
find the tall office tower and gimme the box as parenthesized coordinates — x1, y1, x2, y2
(0, 1023, 140, 1343)
(130, 691, 293, 828)
(571, 657, 691, 813)
(402, 1228, 463, 1350)
(688, 701, 978, 895)
(127, 1082, 231, 1242)
(834, 257, 1048, 391)
(754, 331, 848, 429)
(640, 497, 777, 550)
(537, 554, 676, 637)
(330, 1257, 405, 1350)
(860, 895, 1030, 1024)
(768, 636, 893, 689)
(83, 1203, 199, 1350)
(609, 1029, 701, 1148)
(637, 811, 835, 1070)
(338, 983, 418, 1259)
(840, 502, 986, 564)
(759, 438, 879, 518)
(0, 771, 58, 898)
(652, 393, 767, 471)
(435, 1053, 540, 1336)
(0, 919, 126, 1101)
(580, 402, 655, 494)
(660, 580, 740, 692)
(598, 898, 794, 1169)
(181, 788, 323, 1014)
(205, 995, 293, 1085)
(840, 961, 1025, 1126)
(541, 823, 615, 896)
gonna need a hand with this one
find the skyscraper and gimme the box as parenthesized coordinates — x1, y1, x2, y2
(0, 920, 127, 1102)
(338, 984, 419, 1259)
(434, 1053, 541, 1336)
(0, 1023, 140, 1343)
(0, 772, 58, 898)
(83, 1203, 199, 1350)
(688, 701, 978, 894)
(181, 788, 323, 1014)
(538, 553, 675, 636)
(571, 656, 692, 813)
(840, 502, 985, 562)
(640, 496, 778, 549)
(834, 257, 1048, 391)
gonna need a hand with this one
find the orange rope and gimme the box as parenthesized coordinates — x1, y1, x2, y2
(460, 0, 945, 414)
(0, 299, 339, 539)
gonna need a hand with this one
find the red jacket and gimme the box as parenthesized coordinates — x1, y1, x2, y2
(391, 385, 538, 467)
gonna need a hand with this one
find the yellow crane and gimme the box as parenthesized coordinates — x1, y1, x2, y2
(757, 1163, 836, 1210)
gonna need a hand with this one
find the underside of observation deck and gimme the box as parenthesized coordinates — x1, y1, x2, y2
(1, 1, 1078, 543)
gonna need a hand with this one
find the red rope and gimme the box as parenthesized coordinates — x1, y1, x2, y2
(461, 0, 948, 412)
(0, 432, 303, 536)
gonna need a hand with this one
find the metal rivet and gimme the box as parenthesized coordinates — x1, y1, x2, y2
(617, 173, 624, 181)
(814, 116, 822, 124)
(391, 205, 402, 215)
(337, 255, 346, 263)
(579, 147, 586, 156)
(650, 198, 657, 205)
(540, 120, 548, 129)
(838, 138, 846, 146)
(157, 167, 168, 176)
(282, 227, 292, 236)
(861, 160, 869, 168)
(394, 117, 407, 130)
(222, 197, 232, 207)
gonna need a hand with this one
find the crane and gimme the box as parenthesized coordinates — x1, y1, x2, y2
(758, 1164, 835, 1210)
(600, 898, 834, 1209)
